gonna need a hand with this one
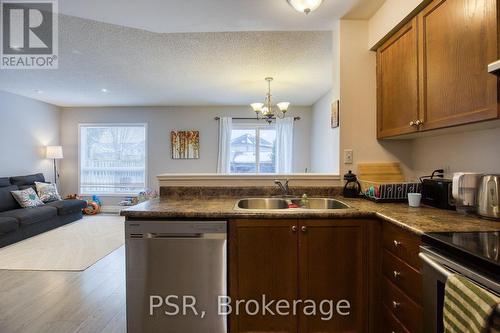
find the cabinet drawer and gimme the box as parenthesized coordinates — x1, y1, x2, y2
(383, 278, 422, 333)
(382, 222, 421, 270)
(382, 305, 410, 333)
(383, 250, 422, 304)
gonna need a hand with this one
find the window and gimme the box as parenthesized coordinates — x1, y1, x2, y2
(79, 124, 147, 195)
(230, 123, 276, 173)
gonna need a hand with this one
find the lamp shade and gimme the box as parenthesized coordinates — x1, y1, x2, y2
(46, 146, 63, 159)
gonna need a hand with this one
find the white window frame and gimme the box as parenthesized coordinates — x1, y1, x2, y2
(78, 123, 148, 196)
(231, 121, 276, 174)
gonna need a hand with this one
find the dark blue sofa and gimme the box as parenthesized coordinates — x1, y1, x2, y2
(0, 173, 86, 248)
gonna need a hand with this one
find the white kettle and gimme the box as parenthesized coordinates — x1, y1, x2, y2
(452, 172, 482, 214)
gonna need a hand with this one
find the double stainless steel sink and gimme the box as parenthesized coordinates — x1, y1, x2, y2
(235, 198, 350, 210)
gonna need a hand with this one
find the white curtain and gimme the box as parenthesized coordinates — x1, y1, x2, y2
(275, 117, 294, 174)
(217, 117, 233, 173)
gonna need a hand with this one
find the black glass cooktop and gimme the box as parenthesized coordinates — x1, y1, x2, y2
(423, 231, 500, 273)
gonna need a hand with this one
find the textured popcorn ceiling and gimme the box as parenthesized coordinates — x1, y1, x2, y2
(58, 0, 384, 33)
(0, 16, 332, 106)
(1, 0, 384, 106)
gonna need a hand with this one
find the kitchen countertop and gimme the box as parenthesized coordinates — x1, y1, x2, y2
(121, 197, 500, 235)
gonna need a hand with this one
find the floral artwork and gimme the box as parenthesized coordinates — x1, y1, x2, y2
(171, 131, 200, 159)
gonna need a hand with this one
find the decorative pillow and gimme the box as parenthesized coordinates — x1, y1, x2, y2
(35, 182, 61, 203)
(10, 188, 45, 208)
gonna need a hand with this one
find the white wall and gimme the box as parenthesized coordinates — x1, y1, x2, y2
(368, 0, 423, 48)
(310, 90, 340, 173)
(59, 106, 313, 198)
(411, 128, 500, 176)
(0, 91, 61, 182)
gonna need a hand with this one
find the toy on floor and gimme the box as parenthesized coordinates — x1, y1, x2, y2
(83, 200, 101, 215)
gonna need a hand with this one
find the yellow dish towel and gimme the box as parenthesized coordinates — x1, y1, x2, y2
(444, 274, 500, 333)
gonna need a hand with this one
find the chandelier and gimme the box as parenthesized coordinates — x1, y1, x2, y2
(250, 77, 290, 124)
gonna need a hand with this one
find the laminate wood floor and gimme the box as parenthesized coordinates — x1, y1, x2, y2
(0, 245, 126, 333)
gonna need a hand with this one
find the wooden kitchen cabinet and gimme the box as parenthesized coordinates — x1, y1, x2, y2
(298, 219, 370, 333)
(229, 219, 299, 333)
(376, 0, 499, 138)
(380, 221, 423, 333)
(229, 219, 380, 333)
(377, 18, 420, 138)
(417, 0, 499, 131)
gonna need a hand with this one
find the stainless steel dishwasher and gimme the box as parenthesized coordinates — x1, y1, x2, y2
(125, 220, 227, 333)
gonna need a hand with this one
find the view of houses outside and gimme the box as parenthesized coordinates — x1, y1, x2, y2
(230, 127, 276, 173)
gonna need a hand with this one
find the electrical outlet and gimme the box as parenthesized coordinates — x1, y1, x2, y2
(344, 149, 353, 164)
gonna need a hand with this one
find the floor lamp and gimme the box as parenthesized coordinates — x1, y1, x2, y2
(46, 146, 63, 184)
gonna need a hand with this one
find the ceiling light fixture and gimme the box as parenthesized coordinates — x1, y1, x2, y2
(101, 88, 108, 93)
(250, 77, 291, 124)
(287, 0, 323, 14)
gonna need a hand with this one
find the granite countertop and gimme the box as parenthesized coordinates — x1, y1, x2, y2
(121, 197, 500, 235)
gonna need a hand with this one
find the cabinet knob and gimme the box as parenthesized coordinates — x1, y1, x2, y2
(409, 120, 415, 127)
(291, 226, 297, 232)
(393, 240, 402, 247)
(392, 301, 401, 309)
(393, 270, 401, 279)
(301, 226, 307, 233)
(415, 119, 424, 127)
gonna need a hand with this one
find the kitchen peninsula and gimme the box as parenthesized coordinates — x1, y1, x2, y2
(122, 175, 500, 333)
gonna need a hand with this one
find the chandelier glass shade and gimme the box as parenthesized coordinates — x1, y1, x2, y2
(251, 77, 290, 124)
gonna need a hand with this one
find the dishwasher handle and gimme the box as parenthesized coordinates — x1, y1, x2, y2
(126, 220, 227, 236)
(129, 232, 227, 240)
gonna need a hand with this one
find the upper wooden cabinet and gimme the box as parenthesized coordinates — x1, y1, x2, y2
(377, 18, 420, 138)
(376, 0, 499, 139)
(418, 0, 499, 130)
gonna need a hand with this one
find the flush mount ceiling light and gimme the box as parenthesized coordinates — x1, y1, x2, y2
(250, 77, 291, 124)
(287, 0, 323, 14)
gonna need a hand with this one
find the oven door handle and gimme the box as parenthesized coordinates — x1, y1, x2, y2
(420, 251, 500, 301)
(419, 252, 453, 279)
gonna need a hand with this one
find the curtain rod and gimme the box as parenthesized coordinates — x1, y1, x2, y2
(214, 116, 301, 121)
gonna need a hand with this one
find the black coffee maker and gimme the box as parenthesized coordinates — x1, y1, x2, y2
(343, 170, 362, 198)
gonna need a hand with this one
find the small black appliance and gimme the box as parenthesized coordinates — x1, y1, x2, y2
(420, 169, 455, 210)
(343, 170, 361, 198)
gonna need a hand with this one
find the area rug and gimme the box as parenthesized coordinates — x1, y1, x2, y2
(0, 214, 124, 271)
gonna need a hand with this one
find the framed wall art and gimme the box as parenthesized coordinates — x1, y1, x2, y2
(171, 130, 200, 159)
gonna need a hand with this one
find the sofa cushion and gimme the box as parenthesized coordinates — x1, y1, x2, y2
(0, 217, 18, 234)
(0, 185, 20, 212)
(0, 177, 11, 187)
(10, 173, 45, 187)
(46, 200, 86, 215)
(0, 206, 57, 226)
(35, 182, 61, 203)
(10, 188, 45, 208)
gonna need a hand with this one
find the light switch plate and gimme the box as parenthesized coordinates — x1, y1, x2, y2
(344, 149, 353, 164)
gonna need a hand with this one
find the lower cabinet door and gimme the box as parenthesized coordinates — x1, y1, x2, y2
(229, 219, 299, 333)
(298, 219, 369, 333)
